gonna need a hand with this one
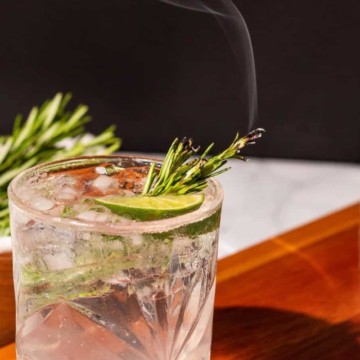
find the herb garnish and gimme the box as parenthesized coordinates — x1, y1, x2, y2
(142, 128, 265, 196)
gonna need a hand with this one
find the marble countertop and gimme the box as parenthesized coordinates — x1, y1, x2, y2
(1, 158, 359, 260)
(218, 158, 360, 258)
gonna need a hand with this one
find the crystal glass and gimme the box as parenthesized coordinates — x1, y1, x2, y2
(8, 156, 223, 360)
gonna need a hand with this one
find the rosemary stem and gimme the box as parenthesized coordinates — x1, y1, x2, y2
(143, 128, 265, 197)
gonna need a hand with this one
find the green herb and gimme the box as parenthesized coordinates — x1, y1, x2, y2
(0, 93, 121, 236)
(61, 205, 77, 218)
(142, 128, 265, 196)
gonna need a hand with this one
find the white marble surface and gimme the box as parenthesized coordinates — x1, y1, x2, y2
(218, 158, 360, 258)
(2, 158, 360, 260)
(0, 236, 11, 253)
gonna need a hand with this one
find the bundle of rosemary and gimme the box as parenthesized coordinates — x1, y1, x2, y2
(0, 93, 121, 236)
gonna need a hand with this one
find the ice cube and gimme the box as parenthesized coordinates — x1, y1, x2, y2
(76, 210, 114, 223)
(32, 197, 55, 211)
(130, 234, 144, 246)
(76, 211, 99, 222)
(92, 175, 116, 192)
(122, 189, 135, 197)
(95, 167, 107, 175)
(95, 212, 112, 222)
(56, 175, 79, 187)
(43, 250, 74, 270)
(55, 186, 79, 202)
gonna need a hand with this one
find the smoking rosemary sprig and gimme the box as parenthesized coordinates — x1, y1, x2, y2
(0, 93, 121, 236)
(142, 128, 265, 196)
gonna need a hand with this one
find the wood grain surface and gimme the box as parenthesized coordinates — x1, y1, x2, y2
(1, 203, 359, 359)
(0, 252, 15, 347)
(213, 203, 360, 360)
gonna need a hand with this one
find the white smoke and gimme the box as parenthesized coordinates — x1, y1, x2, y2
(158, 0, 258, 129)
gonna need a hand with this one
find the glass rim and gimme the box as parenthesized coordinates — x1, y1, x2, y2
(8, 155, 224, 235)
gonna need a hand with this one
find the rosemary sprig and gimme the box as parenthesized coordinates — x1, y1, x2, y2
(0, 93, 121, 236)
(142, 128, 265, 196)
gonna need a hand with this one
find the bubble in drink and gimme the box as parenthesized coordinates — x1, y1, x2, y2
(9, 156, 223, 360)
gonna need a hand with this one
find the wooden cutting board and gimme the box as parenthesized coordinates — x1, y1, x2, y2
(1, 203, 359, 359)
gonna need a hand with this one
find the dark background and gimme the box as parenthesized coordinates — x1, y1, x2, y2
(1, 0, 360, 161)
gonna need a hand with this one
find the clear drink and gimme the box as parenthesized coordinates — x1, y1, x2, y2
(8, 156, 223, 360)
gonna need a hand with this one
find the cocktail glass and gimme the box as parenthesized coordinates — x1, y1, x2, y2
(8, 155, 223, 360)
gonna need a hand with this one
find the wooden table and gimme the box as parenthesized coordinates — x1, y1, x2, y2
(1, 203, 360, 359)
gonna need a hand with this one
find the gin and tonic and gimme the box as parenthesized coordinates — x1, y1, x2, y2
(9, 156, 223, 360)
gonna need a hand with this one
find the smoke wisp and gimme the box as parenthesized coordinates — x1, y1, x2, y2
(158, 0, 258, 129)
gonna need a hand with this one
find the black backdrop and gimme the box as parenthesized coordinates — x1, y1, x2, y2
(1, 0, 360, 161)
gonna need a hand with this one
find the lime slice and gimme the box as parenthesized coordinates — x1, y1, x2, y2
(95, 194, 205, 221)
